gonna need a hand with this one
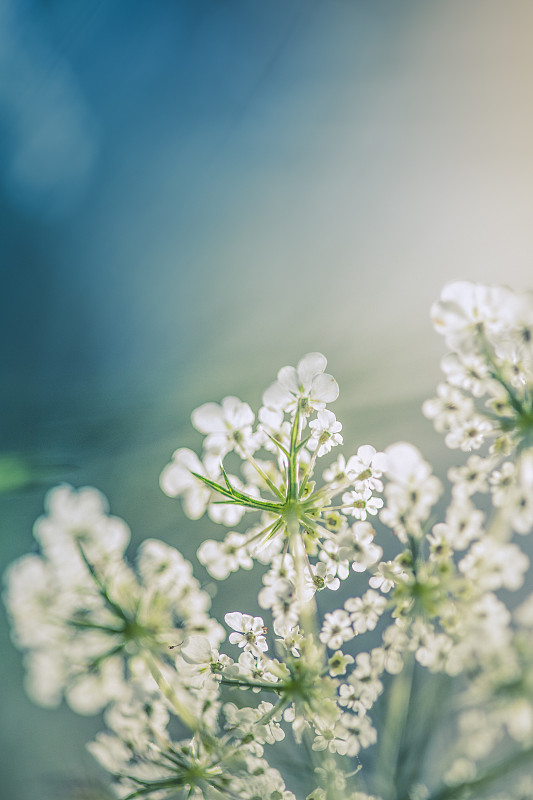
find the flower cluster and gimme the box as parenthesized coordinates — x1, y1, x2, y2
(5, 284, 533, 800)
(4, 485, 223, 714)
(161, 353, 387, 633)
(424, 281, 533, 535)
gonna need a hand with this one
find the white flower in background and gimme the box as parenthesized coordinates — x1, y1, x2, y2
(380, 443, 442, 539)
(206, 473, 256, 526)
(430, 281, 517, 352)
(431, 499, 484, 551)
(339, 712, 378, 755)
(4, 490, 223, 715)
(225, 612, 268, 653)
(422, 383, 474, 433)
(262, 352, 339, 413)
(273, 620, 303, 656)
(342, 487, 383, 520)
(444, 414, 493, 452)
(191, 395, 256, 457)
(136, 538, 193, 595)
(322, 453, 348, 486)
(345, 590, 387, 634)
(339, 652, 383, 710)
(319, 610, 355, 649)
(440, 352, 490, 398)
(237, 651, 280, 686)
(197, 532, 254, 579)
(489, 461, 516, 506)
(179, 635, 215, 666)
(415, 631, 453, 672)
(459, 540, 529, 592)
(448, 454, 493, 498)
(338, 522, 382, 572)
(369, 560, 406, 593)
(32, 484, 130, 584)
(223, 701, 284, 755)
(345, 445, 387, 492)
(159, 448, 214, 519)
(258, 578, 299, 629)
(307, 410, 343, 456)
(318, 539, 350, 580)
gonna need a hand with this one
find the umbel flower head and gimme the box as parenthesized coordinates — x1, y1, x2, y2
(4, 484, 224, 714)
(425, 280, 533, 537)
(160, 353, 386, 627)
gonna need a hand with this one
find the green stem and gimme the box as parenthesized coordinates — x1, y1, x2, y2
(255, 695, 287, 726)
(219, 676, 281, 692)
(287, 402, 302, 502)
(142, 651, 198, 733)
(375, 653, 416, 800)
(76, 542, 130, 623)
(191, 471, 283, 513)
(299, 440, 321, 498)
(240, 449, 285, 500)
(425, 744, 533, 800)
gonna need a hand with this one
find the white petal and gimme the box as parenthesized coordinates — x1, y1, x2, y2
(181, 636, 213, 665)
(225, 611, 245, 632)
(191, 403, 226, 434)
(311, 373, 339, 404)
(277, 366, 299, 393)
(297, 353, 327, 387)
(262, 381, 293, 409)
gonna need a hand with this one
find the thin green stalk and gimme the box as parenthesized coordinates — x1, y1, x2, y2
(255, 695, 287, 726)
(190, 471, 283, 513)
(426, 744, 533, 800)
(142, 651, 198, 733)
(240, 449, 285, 500)
(219, 676, 281, 692)
(287, 402, 302, 502)
(76, 542, 129, 623)
(299, 439, 321, 498)
(375, 654, 416, 800)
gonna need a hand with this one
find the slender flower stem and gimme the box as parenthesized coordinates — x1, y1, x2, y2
(299, 440, 321, 498)
(424, 744, 533, 800)
(219, 676, 281, 692)
(239, 448, 285, 501)
(255, 695, 287, 726)
(142, 651, 198, 732)
(375, 653, 416, 800)
(287, 402, 302, 502)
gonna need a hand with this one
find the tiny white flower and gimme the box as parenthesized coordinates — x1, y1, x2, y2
(444, 415, 493, 452)
(192, 396, 256, 456)
(345, 590, 387, 634)
(225, 612, 268, 652)
(307, 410, 343, 456)
(338, 521, 382, 572)
(159, 448, 213, 519)
(327, 650, 354, 676)
(262, 352, 339, 413)
(319, 610, 355, 649)
(342, 488, 383, 520)
(346, 445, 387, 492)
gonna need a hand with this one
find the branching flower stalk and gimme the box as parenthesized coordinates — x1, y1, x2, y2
(7, 284, 533, 800)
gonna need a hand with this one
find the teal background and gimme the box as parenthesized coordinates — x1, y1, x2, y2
(2, 1, 533, 797)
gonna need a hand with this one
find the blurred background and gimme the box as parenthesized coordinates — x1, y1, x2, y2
(2, 0, 533, 797)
